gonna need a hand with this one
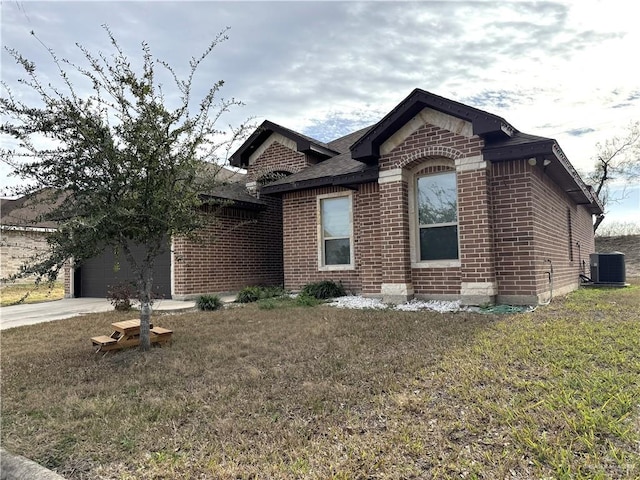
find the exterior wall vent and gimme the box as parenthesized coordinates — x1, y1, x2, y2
(589, 252, 626, 285)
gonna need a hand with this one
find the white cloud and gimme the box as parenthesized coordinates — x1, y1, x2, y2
(1, 0, 638, 212)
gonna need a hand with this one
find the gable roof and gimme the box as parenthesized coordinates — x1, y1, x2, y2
(260, 126, 378, 194)
(231, 89, 601, 214)
(350, 88, 515, 162)
(229, 120, 339, 168)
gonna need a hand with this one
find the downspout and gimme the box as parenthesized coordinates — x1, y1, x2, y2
(539, 259, 553, 306)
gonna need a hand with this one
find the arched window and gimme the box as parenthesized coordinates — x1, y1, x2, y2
(416, 171, 459, 260)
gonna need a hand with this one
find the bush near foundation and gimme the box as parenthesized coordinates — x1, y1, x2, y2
(196, 294, 223, 311)
(236, 286, 287, 304)
(300, 280, 345, 299)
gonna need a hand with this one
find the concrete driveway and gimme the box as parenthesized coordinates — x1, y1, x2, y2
(0, 298, 197, 330)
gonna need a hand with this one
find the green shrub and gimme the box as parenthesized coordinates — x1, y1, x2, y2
(196, 294, 223, 311)
(262, 286, 287, 298)
(300, 280, 346, 299)
(236, 285, 287, 303)
(236, 286, 263, 303)
(295, 292, 321, 307)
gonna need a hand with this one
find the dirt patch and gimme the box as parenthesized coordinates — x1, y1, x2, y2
(596, 234, 640, 277)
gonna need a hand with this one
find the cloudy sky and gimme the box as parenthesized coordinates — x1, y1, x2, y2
(1, 0, 638, 221)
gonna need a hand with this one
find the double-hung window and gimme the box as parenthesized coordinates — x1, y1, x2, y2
(417, 171, 459, 261)
(319, 194, 353, 268)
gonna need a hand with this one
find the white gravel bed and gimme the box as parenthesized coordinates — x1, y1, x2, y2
(328, 295, 466, 313)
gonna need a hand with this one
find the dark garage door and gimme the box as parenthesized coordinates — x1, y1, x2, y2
(75, 243, 171, 299)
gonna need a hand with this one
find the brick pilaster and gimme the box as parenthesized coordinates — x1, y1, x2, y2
(457, 158, 497, 305)
(378, 175, 413, 303)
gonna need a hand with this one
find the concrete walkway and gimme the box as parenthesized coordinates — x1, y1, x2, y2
(0, 297, 198, 331)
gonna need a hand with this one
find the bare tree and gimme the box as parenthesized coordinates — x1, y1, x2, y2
(587, 122, 640, 232)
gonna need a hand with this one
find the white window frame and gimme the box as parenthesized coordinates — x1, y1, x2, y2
(317, 191, 355, 271)
(409, 167, 461, 268)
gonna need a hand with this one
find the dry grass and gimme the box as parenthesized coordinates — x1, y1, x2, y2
(0, 282, 65, 307)
(1, 280, 639, 479)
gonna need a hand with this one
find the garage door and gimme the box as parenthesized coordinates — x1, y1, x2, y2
(75, 242, 171, 299)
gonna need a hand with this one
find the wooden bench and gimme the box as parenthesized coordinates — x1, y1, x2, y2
(91, 320, 172, 353)
(150, 327, 173, 346)
(91, 335, 119, 352)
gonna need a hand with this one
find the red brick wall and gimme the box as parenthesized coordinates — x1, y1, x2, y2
(490, 160, 537, 297)
(246, 141, 313, 182)
(378, 123, 487, 298)
(458, 167, 496, 283)
(173, 196, 283, 296)
(490, 160, 596, 301)
(412, 267, 462, 294)
(355, 183, 382, 294)
(282, 183, 381, 294)
(530, 168, 595, 295)
(282, 188, 321, 290)
(379, 180, 412, 286)
(380, 123, 483, 170)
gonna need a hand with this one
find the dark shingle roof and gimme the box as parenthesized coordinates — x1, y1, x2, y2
(350, 88, 518, 162)
(203, 183, 266, 210)
(277, 123, 331, 150)
(266, 154, 367, 187)
(260, 154, 378, 194)
(0, 190, 60, 229)
(327, 125, 375, 154)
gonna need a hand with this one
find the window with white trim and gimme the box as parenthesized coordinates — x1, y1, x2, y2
(319, 195, 353, 267)
(417, 171, 459, 260)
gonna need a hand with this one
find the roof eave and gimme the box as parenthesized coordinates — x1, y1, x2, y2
(260, 167, 379, 195)
(485, 140, 603, 215)
(483, 139, 555, 162)
(229, 121, 339, 168)
(199, 193, 267, 211)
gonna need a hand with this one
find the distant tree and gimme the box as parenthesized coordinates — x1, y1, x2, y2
(588, 122, 640, 233)
(0, 26, 250, 350)
(595, 221, 640, 237)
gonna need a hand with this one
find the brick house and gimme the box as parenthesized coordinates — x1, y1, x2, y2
(53, 88, 601, 305)
(64, 168, 284, 299)
(226, 89, 602, 305)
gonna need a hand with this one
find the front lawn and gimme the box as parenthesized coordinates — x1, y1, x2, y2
(1, 280, 639, 479)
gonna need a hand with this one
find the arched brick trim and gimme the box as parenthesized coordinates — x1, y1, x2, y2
(251, 165, 300, 183)
(407, 156, 455, 174)
(395, 146, 464, 169)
